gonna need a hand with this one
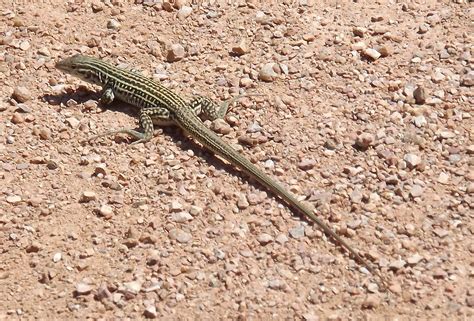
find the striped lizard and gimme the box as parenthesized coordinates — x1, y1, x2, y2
(56, 54, 387, 289)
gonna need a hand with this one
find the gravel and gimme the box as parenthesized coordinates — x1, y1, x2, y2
(1, 1, 472, 320)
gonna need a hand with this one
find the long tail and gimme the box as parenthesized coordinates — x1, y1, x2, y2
(177, 113, 388, 289)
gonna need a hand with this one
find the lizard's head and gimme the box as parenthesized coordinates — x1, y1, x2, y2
(56, 54, 102, 85)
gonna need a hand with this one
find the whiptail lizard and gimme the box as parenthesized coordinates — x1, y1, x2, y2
(56, 54, 387, 289)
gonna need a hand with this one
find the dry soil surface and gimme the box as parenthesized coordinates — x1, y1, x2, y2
(1, 0, 473, 320)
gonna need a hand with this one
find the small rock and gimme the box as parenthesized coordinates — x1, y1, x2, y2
(268, 279, 286, 291)
(166, 44, 185, 62)
(98, 204, 114, 219)
(38, 128, 52, 140)
(355, 132, 375, 150)
(362, 295, 381, 309)
(388, 282, 402, 294)
(169, 228, 192, 243)
(53, 252, 62, 263)
(289, 225, 305, 239)
(376, 45, 391, 57)
(410, 184, 424, 198)
(257, 233, 273, 245)
(12, 86, 32, 103)
(404, 153, 421, 169)
(25, 242, 42, 253)
(460, 71, 474, 87)
(170, 212, 193, 223)
(231, 38, 249, 56)
(37, 47, 50, 56)
(170, 200, 183, 212)
(406, 253, 423, 266)
(144, 305, 158, 318)
(389, 259, 406, 270)
(210, 119, 231, 135)
(258, 63, 278, 82)
(362, 48, 381, 60)
(11, 113, 25, 124)
(66, 117, 80, 129)
(80, 191, 97, 203)
(298, 159, 316, 171)
(123, 280, 142, 295)
(177, 6, 192, 19)
(6, 195, 22, 204)
(76, 282, 93, 295)
(350, 189, 363, 204)
(19, 40, 30, 51)
(107, 19, 121, 30)
(431, 71, 445, 83)
(413, 115, 427, 128)
(418, 23, 430, 34)
(353, 26, 367, 37)
(467, 182, 474, 194)
(437, 172, 449, 184)
(413, 86, 426, 104)
(439, 131, 455, 139)
(237, 194, 249, 209)
(275, 234, 288, 244)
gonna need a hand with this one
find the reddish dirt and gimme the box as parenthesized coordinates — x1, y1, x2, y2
(1, 0, 473, 319)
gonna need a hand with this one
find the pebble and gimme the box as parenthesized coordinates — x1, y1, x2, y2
(11, 113, 24, 124)
(406, 253, 423, 266)
(177, 6, 192, 19)
(169, 228, 192, 243)
(170, 200, 183, 212)
(25, 242, 42, 253)
(413, 86, 426, 104)
(53, 252, 62, 263)
(170, 212, 193, 223)
(460, 71, 473, 87)
(257, 233, 273, 245)
(389, 259, 406, 270)
(98, 204, 114, 219)
(6, 195, 22, 204)
(12, 86, 31, 103)
(467, 183, 474, 194)
(210, 119, 231, 135)
(166, 44, 185, 62)
(362, 295, 381, 309)
(413, 115, 427, 127)
(80, 191, 97, 203)
(418, 23, 430, 34)
(355, 132, 375, 150)
(259, 63, 278, 82)
(362, 48, 381, 60)
(404, 153, 421, 169)
(231, 38, 249, 56)
(289, 225, 305, 239)
(65, 117, 80, 129)
(297, 158, 316, 170)
(76, 282, 93, 295)
(38, 128, 52, 140)
(437, 172, 449, 184)
(410, 184, 424, 198)
(123, 280, 142, 295)
(19, 40, 30, 51)
(107, 19, 121, 30)
(353, 26, 367, 37)
(237, 194, 249, 209)
(144, 305, 158, 318)
(275, 234, 288, 244)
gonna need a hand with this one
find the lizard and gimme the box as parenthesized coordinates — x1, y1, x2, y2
(55, 54, 387, 289)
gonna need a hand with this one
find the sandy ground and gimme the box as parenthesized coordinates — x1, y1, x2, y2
(1, 0, 473, 319)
